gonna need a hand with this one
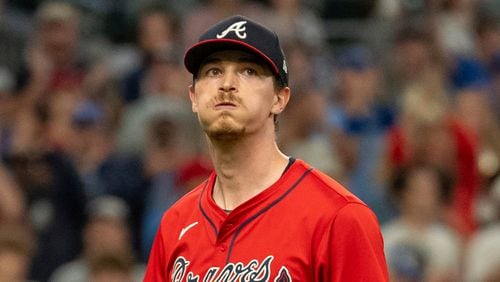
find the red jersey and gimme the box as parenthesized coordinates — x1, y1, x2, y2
(145, 159, 388, 281)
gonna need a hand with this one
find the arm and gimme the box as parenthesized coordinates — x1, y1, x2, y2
(316, 203, 389, 281)
(0, 165, 25, 222)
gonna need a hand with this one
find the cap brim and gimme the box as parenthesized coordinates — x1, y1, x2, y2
(184, 39, 280, 77)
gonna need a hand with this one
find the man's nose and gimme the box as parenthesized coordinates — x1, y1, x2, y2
(219, 70, 237, 92)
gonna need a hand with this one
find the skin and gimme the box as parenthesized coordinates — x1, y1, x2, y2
(0, 251, 29, 282)
(400, 168, 442, 228)
(138, 12, 173, 54)
(188, 50, 290, 211)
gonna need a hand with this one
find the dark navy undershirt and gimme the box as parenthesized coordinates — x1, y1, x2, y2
(282, 157, 296, 175)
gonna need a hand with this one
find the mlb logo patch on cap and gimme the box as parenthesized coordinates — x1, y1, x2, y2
(184, 15, 288, 86)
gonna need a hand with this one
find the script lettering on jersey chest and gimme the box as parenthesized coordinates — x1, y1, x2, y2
(171, 256, 292, 282)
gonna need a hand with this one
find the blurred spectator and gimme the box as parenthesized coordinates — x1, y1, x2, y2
(385, 242, 427, 282)
(492, 60, 500, 114)
(375, 0, 404, 20)
(492, 56, 500, 120)
(475, 13, 500, 76)
(0, 164, 26, 224)
(50, 196, 145, 282)
(176, 147, 213, 192)
(264, 0, 326, 48)
(280, 87, 341, 179)
(453, 90, 500, 194)
(0, 223, 36, 282)
(0, 65, 54, 157)
(322, 0, 376, 19)
(383, 165, 461, 281)
(327, 45, 396, 223)
(277, 40, 339, 176)
(88, 251, 135, 282)
(180, 0, 269, 49)
(121, 3, 179, 104)
(0, 0, 28, 72)
(0, 67, 17, 158)
(464, 176, 500, 282)
(434, 0, 477, 57)
(140, 116, 185, 260)
(16, 1, 87, 100)
(386, 22, 479, 236)
(68, 100, 140, 197)
(66, 99, 146, 257)
(281, 40, 325, 91)
(116, 48, 198, 156)
(43, 90, 84, 151)
(3, 149, 87, 282)
(475, 13, 500, 118)
(386, 23, 446, 104)
(10, 1, 116, 156)
(385, 51, 480, 237)
(376, 0, 477, 56)
(450, 55, 491, 91)
(2, 71, 87, 281)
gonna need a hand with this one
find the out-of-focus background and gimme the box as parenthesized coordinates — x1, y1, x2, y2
(0, 0, 498, 281)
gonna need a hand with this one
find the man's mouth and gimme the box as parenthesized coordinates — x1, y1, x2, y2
(215, 102, 237, 109)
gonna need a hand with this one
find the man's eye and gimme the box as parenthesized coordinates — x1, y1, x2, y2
(206, 68, 221, 76)
(242, 68, 257, 76)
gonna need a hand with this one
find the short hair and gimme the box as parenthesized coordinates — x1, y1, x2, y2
(35, 1, 80, 25)
(390, 164, 454, 205)
(394, 24, 432, 45)
(134, 2, 179, 43)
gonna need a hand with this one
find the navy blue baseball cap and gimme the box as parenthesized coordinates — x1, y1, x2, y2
(184, 15, 288, 86)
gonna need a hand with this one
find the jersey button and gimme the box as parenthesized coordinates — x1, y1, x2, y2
(219, 244, 226, 252)
(221, 224, 234, 233)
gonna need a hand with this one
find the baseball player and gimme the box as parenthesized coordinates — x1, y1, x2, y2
(144, 15, 388, 281)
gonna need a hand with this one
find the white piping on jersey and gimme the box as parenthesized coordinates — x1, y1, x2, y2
(179, 221, 199, 240)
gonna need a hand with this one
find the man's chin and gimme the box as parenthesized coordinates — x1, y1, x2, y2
(205, 126, 246, 141)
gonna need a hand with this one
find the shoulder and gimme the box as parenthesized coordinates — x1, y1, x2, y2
(467, 224, 500, 251)
(283, 160, 378, 229)
(292, 159, 366, 207)
(427, 224, 461, 243)
(382, 220, 407, 239)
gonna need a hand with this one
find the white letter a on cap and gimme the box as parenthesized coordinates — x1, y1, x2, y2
(217, 21, 247, 39)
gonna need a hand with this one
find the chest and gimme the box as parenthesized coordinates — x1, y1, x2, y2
(165, 211, 320, 282)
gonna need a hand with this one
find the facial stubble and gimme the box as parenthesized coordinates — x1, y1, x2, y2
(202, 111, 246, 141)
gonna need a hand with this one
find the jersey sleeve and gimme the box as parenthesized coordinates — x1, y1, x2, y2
(316, 202, 389, 281)
(144, 222, 167, 282)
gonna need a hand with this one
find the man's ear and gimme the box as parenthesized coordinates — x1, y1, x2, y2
(271, 87, 291, 115)
(188, 85, 198, 113)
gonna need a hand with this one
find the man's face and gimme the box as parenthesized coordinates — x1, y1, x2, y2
(189, 50, 288, 141)
(401, 168, 441, 220)
(39, 20, 79, 53)
(0, 251, 29, 282)
(395, 40, 430, 78)
(139, 13, 173, 54)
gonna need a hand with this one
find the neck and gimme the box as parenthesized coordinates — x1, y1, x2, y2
(209, 130, 289, 211)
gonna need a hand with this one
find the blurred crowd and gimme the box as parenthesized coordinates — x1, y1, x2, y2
(0, 0, 498, 281)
